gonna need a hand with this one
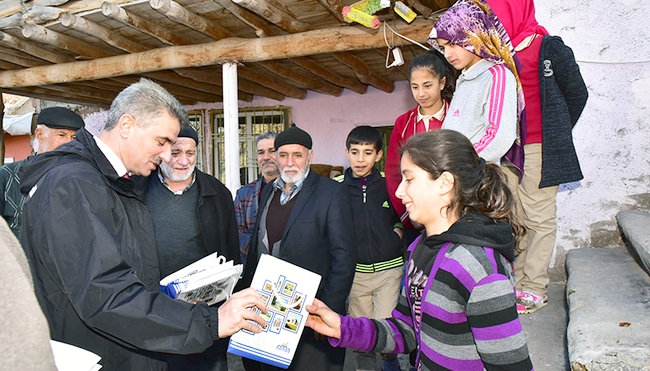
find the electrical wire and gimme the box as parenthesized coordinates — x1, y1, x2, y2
(383, 21, 430, 51)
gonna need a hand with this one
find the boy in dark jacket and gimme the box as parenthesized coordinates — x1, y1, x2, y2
(336, 126, 403, 371)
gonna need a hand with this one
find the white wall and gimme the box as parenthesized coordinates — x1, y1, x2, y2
(534, 0, 650, 275)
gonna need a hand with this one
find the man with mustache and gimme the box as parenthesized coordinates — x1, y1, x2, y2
(142, 125, 240, 370)
(241, 124, 356, 371)
(19, 79, 266, 371)
(234, 131, 280, 268)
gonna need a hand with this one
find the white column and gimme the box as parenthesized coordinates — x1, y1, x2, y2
(222, 62, 240, 197)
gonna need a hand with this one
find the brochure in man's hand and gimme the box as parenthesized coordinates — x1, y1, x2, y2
(228, 254, 321, 369)
(160, 253, 242, 306)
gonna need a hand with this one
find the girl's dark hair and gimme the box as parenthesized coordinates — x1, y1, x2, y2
(399, 130, 524, 243)
(408, 49, 456, 102)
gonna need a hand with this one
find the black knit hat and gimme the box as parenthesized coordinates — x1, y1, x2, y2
(275, 124, 312, 150)
(178, 125, 198, 144)
(36, 107, 85, 130)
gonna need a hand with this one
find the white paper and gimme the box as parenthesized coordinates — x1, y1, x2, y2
(50, 340, 102, 371)
(228, 254, 321, 369)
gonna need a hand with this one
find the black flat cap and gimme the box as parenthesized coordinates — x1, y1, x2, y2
(36, 107, 85, 130)
(178, 125, 198, 144)
(275, 124, 312, 150)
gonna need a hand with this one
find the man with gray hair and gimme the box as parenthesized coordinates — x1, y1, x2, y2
(143, 125, 239, 371)
(20, 79, 266, 371)
(234, 131, 280, 267)
(241, 124, 356, 371)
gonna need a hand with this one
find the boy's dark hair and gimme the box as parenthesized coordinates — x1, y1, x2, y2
(346, 125, 383, 152)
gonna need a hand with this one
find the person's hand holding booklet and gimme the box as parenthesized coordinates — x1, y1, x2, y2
(160, 253, 242, 306)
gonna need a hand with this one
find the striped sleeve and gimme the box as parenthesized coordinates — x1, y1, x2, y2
(472, 64, 517, 163)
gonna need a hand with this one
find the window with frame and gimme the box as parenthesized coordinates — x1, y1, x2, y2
(186, 110, 204, 171)
(210, 106, 291, 185)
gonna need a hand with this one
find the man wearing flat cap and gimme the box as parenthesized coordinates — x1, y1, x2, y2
(0, 106, 85, 237)
(141, 125, 240, 371)
(241, 124, 357, 371)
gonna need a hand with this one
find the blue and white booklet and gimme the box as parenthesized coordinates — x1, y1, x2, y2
(228, 254, 321, 369)
(160, 253, 242, 306)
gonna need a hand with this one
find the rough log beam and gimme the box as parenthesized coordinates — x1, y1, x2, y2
(0, 13, 24, 30)
(315, 0, 345, 23)
(100, 2, 270, 101)
(260, 60, 342, 96)
(233, 0, 393, 93)
(44, 83, 117, 102)
(151, 0, 304, 99)
(4, 86, 112, 107)
(60, 12, 149, 53)
(0, 53, 44, 68)
(291, 57, 367, 94)
(149, 0, 230, 40)
(333, 52, 394, 93)
(0, 60, 22, 70)
(232, 0, 311, 33)
(100, 2, 194, 46)
(22, 4, 65, 24)
(0, 19, 434, 88)
(212, 0, 273, 38)
(21, 23, 116, 59)
(0, 30, 71, 64)
(407, 0, 433, 17)
(174, 68, 284, 102)
(238, 67, 306, 99)
(216, 0, 365, 94)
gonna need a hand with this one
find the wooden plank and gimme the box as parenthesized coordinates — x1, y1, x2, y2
(232, 0, 311, 33)
(0, 19, 434, 87)
(260, 60, 342, 96)
(238, 66, 306, 100)
(100, 1, 194, 45)
(0, 30, 72, 64)
(333, 52, 394, 93)
(174, 68, 284, 101)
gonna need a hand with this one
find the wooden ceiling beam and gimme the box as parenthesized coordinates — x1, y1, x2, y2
(0, 19, 435, 88)
(0, 13, 24, 29)
(100, 2, 194, 46)
(289, 56, 370, 94)
(21, 23, 117, 59)
(260, 60, 342, 96)
(212, 0, 273, 38)
(231, 0, 311, 33)
(4, 86, 112, 107)
(333, 52, 394, 93)
(0, 30, 72, 64)
(149, 0, 230, 40)
(0, 60, 23, 70)
(407, 0, 433, 17)
(238, 67, 306, 100)
(217, 0, 363, 94)
(231, 0, 391, 93)
(315, 0, 345, 23)
(0, 53, 45, 68)
(60, 12, 149, 53)
(174, 68, 284, 101)
(44, 83, 117, 102)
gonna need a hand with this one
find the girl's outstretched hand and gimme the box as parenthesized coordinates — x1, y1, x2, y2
(305, 298, 341, 339)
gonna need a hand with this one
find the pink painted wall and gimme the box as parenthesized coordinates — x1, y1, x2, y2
(185, 80, 415, 167)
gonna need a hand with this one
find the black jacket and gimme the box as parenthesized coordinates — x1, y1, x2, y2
(539, 35, 589, 187)
(339, 168, 402, 268)
(241, 171, 356, 315)
(19, 129, 219, 371)
(142, 169, 240, 264)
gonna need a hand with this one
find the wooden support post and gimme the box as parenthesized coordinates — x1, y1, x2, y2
(222, 62, 241, 196)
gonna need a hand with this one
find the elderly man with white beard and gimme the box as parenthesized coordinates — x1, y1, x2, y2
(240, 124, 356, 371)
(141, 125, 240, 371)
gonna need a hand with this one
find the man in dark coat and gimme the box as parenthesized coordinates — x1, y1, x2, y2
(241, 124, 356, 371)
(143, 125, 240, 371)
(0, 107, 85, 237)
(19, 78, 266, 371)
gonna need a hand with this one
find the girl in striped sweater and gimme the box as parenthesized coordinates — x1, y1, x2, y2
(306, 130, 533, 370)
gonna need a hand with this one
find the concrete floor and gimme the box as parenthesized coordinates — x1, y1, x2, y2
(228, 281, 570, 371)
